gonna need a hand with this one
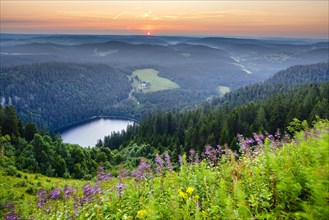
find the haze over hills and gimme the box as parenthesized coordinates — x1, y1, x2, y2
(0, 34, 328, 130)
(100, 62, 329, 152)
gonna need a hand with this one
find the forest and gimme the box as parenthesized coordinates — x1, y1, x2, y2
(100, 82, 329, 164)
(0, 61, 328, 219)
(0, 80, 328, 179)
(99, 63, 329, 159)
(1, 33, 328, 132)
(0, 63, 215, 131)
(1, 106, 328, 219)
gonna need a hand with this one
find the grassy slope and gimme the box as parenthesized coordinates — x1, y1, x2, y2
(0, 172, 88, 218)
(1, 120, 328, 219)
(131, 68, 180, 92)
(217, 86, 230, 96)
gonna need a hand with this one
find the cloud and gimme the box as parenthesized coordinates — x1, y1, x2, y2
(0, 18, 39, 24)
(136, 11, 152, 19)
(113, 12, 128, 20)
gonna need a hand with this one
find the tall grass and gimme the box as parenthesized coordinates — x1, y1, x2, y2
(2, 120, 328, 219)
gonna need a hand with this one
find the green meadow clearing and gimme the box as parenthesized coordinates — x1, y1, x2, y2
(130, 68, 180, 92)
(217, 86, 230, 96)
(0, 171, 88, 218)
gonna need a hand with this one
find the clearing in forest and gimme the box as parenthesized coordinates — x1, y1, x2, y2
(130, 68, 180, 92)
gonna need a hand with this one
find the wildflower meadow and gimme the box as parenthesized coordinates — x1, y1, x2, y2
(2, 120, 328, 219)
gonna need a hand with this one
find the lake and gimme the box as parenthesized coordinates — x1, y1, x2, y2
(60, 118, 135, 147)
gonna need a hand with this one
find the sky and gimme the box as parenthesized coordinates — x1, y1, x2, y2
(1, 0, 328, 39)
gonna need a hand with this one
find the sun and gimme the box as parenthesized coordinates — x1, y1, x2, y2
(147, 32, 151, 36)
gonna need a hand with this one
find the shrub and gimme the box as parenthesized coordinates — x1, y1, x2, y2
(3, 165, 18, 176)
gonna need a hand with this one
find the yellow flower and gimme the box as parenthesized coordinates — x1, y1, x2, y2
(137, 209, 147, 219)
(193, 195, 199, 201)
(186, 187, 194, 195)
(178, 189, 187, 199)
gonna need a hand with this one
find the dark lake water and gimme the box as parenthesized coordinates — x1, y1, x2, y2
(60, 118, 134, 147)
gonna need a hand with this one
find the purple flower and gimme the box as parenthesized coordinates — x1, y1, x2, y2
(275, 129, 281, 139)
(237, 133, 243, 142)
(81, 183, 101, 204)
(50, 188, 60, 200)
(36, 189, 47, 208)
(194, 154, 200, 164)
(188, 149, 200, 164)
(116, 183, 126, 190)
(267, 134, 274, 140)
(178, 155, 183, 165)
(204, 145, 217, 164)
(241, 143, 248, 150)
(3, 202, 14, 209)
(83, 184, 92, 197)
(132, 160, 151, 181)
(4, 208, 19, 220)
(97, 166, 112, 181)
(253, 133, 263, 146)
(101, 172, 112, 181)
(164, 152, 173, 171)
(155, 154, 165, 173)
(64, 186, 74, 200)
(116, 183, 126, 197)
(189, 149, 196, 163)
(245, 138, 254, 145)
(118, 169, 130, 179)
(304, 131, 311, 140)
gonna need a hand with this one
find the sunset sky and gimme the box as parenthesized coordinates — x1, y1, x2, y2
(1, 1, 328, 39)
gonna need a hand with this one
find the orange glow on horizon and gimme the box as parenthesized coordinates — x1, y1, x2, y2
(0, 1, 328, 38)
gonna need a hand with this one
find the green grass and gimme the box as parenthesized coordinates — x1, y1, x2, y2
(180, 53, 191, 57)
(217, 86, 230, 96)
(130, 68, 180, 92)
(2, 121, 329, 219)
(0, 171, 88, 218)
(93, 48, 118, 57)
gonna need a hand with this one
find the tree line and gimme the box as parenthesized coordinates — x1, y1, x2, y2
(100, 82, 329, 164)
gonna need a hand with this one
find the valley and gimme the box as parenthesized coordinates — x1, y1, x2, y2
(0, 34, 328, 220)
(1, 34, 328, 131)
(1, 0, 329, 218)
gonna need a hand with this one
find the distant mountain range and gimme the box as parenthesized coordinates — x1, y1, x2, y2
(0, 34, 328, 129)
(1, 34, 328, 85)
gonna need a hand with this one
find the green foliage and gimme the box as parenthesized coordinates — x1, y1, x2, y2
(103, 82, 329, 161)
(287, 118, 309, 133)
(2, 165, 18, 176)
(0, 106, 99, 179)
(1, 121, 328, 219)
(0, 63, 132, 130)
(0, 170, 87, 218)
(0, 63, 211, 131)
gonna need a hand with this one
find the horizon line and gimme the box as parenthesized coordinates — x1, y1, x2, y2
(1, 32, 328, 41)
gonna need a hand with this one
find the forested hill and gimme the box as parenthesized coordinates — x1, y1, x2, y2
(266, 62, 329, 85)
(211, 62, 329, 107)
(0, 63, 132, 130)
(100, 82, 329, 161)
(0, 83, 328, 180)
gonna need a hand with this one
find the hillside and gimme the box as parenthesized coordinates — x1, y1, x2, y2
(1, 62, 328, 218)
(211, 62, 329, 107)
(99, 63, 329, 157)
(1, 120, 328, 219)
(1, 34, 328, 130)
(0, 62, 215, 130)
